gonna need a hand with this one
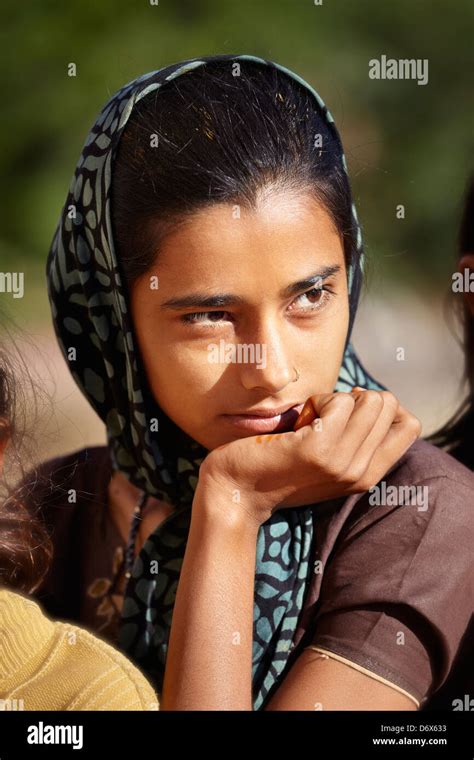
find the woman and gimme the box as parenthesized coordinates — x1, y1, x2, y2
(20, 54, 474, 711)
(0, 349, 158, 709)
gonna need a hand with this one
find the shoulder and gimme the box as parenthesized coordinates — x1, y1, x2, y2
(0, 586, 55, 639)
(14, 446, 113, 605)
(53, 622, 159, 710)
(16, 445, 112, 514)
(389, 437, 474, 490)
(308, 439, 474, 705)
(331, 438, 474, 591)
(350, 438, 474, 536)
(0, 587, 158, 710)
(18, 444, 111, 489)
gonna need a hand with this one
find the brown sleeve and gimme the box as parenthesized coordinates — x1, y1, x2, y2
(308, 473, 474, 707)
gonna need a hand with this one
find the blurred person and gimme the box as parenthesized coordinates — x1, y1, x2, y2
(430, 176, 474, 468)
(16, 54, 474, 710)
(0, 347, 158, 710)
(423, 176, 474, 711)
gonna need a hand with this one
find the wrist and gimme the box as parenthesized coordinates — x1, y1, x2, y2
(194, 460, 267, 535)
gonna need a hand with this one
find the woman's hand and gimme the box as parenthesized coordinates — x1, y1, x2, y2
(199, 389, 422, 526)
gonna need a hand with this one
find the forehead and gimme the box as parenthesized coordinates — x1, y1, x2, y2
(152, 191, 344, 284)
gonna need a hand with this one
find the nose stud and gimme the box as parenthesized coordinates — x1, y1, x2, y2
(293, 366, 300, 382)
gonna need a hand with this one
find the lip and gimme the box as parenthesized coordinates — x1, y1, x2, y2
(222, 403, 305, 433)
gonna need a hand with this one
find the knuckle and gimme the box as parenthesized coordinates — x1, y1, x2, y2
(361, 390, 384, 410)
(380, 391, 399, 412)
(408, 414, 422, 438)
(333, 393, 356, 415)
(309, 392, 333, 409)
(334, 460, 366, 486)
(400, 409, 422, 436)
(360, 390, 384, 414)
(344, 391, 357, 402)
(336, 392, 354, 403)
(344, 464, 367, 485)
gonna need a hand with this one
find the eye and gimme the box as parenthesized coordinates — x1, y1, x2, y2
(288, 286, 333, 313)
(180, 310, 230, 325)
(180, 286, 333, 326)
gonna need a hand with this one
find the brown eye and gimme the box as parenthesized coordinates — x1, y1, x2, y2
(288, 286, 332, 313)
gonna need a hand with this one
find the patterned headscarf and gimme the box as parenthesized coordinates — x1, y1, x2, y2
(47, 53, 385, 709)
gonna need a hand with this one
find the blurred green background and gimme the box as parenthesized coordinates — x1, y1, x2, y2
(1, 0, 473, 308)
(0, 0, 473, 462)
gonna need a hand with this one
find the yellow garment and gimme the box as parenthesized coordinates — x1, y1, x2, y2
(0, 587, 159, 710)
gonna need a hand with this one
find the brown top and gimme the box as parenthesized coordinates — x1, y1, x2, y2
(16, 439, 474, 710)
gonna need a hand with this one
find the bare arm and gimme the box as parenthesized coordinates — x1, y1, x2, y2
(160, 474, 260, 710)
(264, 648, 418, 711)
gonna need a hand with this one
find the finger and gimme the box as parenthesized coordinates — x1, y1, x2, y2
(294, 393, 340, 431)
(352, 406, 422, 490)
(343, 392, 400, 478)
(293, 389, 367, 431)
(337, 390, 389, 457)
(297, 392, 356, 446)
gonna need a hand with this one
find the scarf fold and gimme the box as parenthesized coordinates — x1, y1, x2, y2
(46, 53, 385, 710)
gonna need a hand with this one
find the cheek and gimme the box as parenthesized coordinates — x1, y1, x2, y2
(142, 339, 225, 448)
(313, 332, 347, 385)
(314, 294, 349, 349)
(299, 297, 349, 387)
(130, 297, 212, 428)
(139, 333, 218, 413)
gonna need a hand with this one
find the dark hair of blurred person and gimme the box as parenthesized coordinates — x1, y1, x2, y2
(429, 177, 474, 470)
(0, 346, 52, 592)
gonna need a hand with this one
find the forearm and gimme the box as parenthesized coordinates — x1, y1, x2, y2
(160, 476, 261, 710)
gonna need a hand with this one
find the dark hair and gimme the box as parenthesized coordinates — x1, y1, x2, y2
(0, 345, 52, 593)
(111, 60, 358, 290)
(428, 177, 474, 470)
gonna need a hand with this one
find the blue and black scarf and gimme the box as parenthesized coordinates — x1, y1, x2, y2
(46, 53, 384, 709)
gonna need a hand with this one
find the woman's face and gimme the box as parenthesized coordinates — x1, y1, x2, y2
(130, 191, 349, 451)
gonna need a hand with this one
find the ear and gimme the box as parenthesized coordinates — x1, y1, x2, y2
(458, 253, 474, 316)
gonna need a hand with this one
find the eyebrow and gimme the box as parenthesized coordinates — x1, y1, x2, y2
(160, 265, 342, 310)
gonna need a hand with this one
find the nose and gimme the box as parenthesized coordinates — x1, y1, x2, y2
(237, 318, 295, 393)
